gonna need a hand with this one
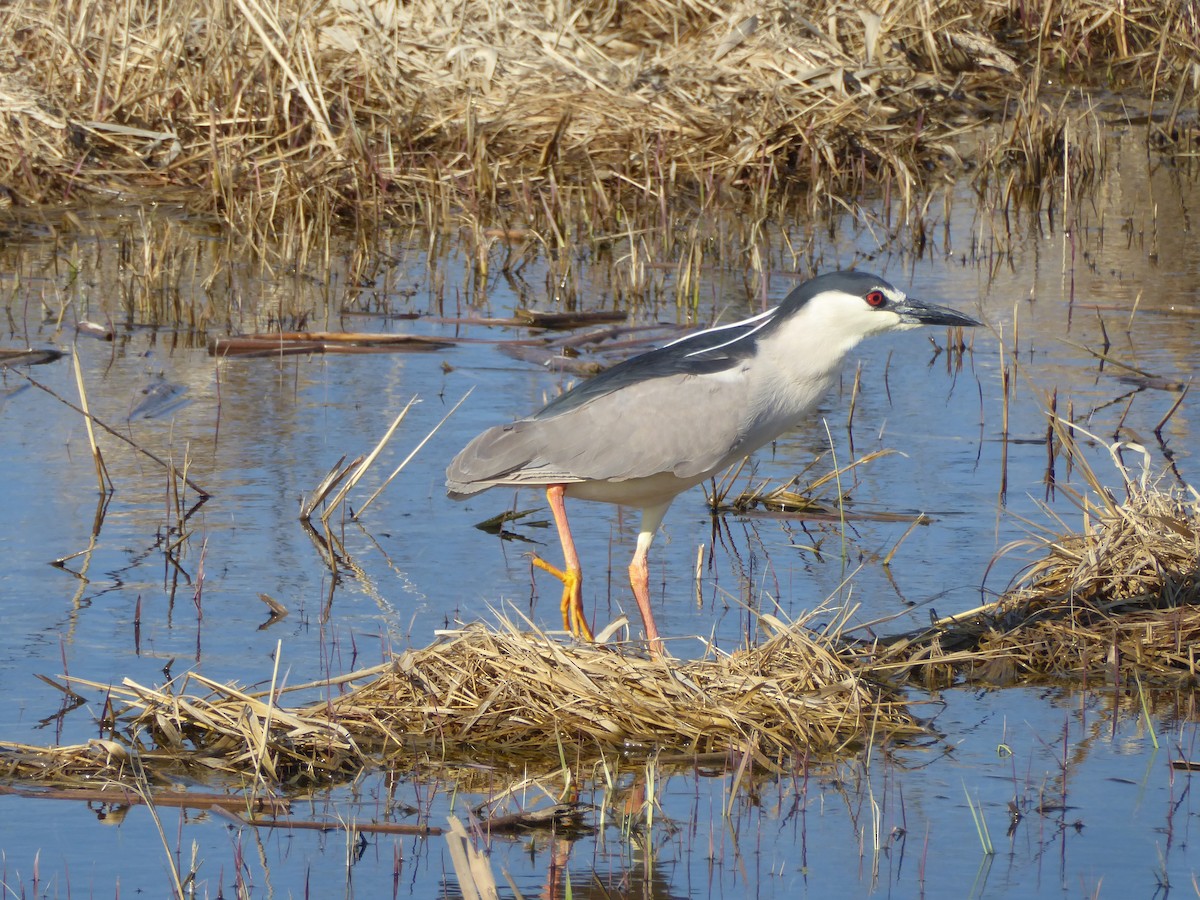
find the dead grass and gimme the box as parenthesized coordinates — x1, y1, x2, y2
(324, 614, 922, 761)
(0, 0, 1195, 257)
(31, 613, 918, 790)
(860, 427, 1200, 688)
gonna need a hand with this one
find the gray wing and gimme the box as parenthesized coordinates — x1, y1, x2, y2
(446, 370, 754, 496)
(532, 312, 772, 418)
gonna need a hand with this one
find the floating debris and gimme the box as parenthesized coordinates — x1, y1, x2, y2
(0, 348, 63, 367)
(210, 332, 455, 357)
(513, 309, 628, 329)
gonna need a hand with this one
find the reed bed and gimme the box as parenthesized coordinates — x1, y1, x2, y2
(863, 478, 1200, 688)
(0, 0, 1195, 255)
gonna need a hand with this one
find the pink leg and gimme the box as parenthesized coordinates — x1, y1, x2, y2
(629, 503, 670, 657)
(532, 484, 594, 641)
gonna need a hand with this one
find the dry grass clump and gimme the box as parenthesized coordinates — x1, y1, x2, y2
(322, 617, 921, 764)
(34, 616, 919, 789)
(6, 475, 1200, 794)
(1, 0, 1196, 254)
(864, 478, 1200, 688)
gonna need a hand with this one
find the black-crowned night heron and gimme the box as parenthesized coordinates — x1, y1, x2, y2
(447, 270, 980, 655)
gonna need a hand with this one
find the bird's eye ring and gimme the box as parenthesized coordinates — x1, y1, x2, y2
(865, 290, 886, 308)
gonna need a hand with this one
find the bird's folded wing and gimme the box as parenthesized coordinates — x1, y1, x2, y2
(446, 368, 759, 493)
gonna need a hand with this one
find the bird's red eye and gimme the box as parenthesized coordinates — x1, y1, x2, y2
(865, 290, 886, 308)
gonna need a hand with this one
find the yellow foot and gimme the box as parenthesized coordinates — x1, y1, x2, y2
(531, 555, 594, 642)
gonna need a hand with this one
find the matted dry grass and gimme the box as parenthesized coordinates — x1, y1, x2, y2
(862, 465, 1200, 688)
(0, 0, 1195, 253)
(17, 614, 919, 790)
(321, 615, 921, 761)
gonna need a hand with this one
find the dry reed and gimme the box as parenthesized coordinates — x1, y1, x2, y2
(322, 615, 921, 762)
(0, 0, 1194, 256)
(31, 613, 917, 790)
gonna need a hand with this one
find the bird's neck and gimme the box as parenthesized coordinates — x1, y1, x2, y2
(756, 312, 864, 390)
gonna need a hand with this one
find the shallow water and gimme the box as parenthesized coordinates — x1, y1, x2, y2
(2, 129, 1200, 897)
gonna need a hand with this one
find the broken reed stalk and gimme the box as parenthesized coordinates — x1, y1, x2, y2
(1154, 382, 1190, 438)
(301, 454, 361, 520)
(70, 349, 110, 494)
(306, 387, 466, 532)
(355, 388, 472, 518)
(445, 815, 503, 900)
(881, 514, 926, 567)
(320, 396, 420, 527)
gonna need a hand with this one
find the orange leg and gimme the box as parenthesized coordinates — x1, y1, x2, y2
(531, 484, 594, 641)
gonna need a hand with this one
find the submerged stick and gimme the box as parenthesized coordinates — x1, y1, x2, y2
(1154, 380, 1190, 438)
(0, 782, 291, 816)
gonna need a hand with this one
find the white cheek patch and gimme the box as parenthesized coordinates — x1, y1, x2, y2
(858, 308, 905, 336)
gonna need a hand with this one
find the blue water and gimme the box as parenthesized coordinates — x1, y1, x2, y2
(2, 132, 1200, 897)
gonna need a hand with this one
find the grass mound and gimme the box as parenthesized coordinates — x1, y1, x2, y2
(9, 615, 917, 790)
(325, 616, 921, 764)
(864, 463, 1200, 688)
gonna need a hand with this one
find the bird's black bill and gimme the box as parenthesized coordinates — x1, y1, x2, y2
(895, 297, 981, 327)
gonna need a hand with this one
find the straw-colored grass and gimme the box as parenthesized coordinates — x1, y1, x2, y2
(0, 0, 1195, 255)
(861, 466, 1200, 687)
(35, 614, 919, 790)
(322, 615, 921, 762)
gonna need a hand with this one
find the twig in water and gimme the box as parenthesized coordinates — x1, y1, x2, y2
(71, 350, 111, 494)
(1154, 381, 1190, 439)
(257, 593, 289, 628)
